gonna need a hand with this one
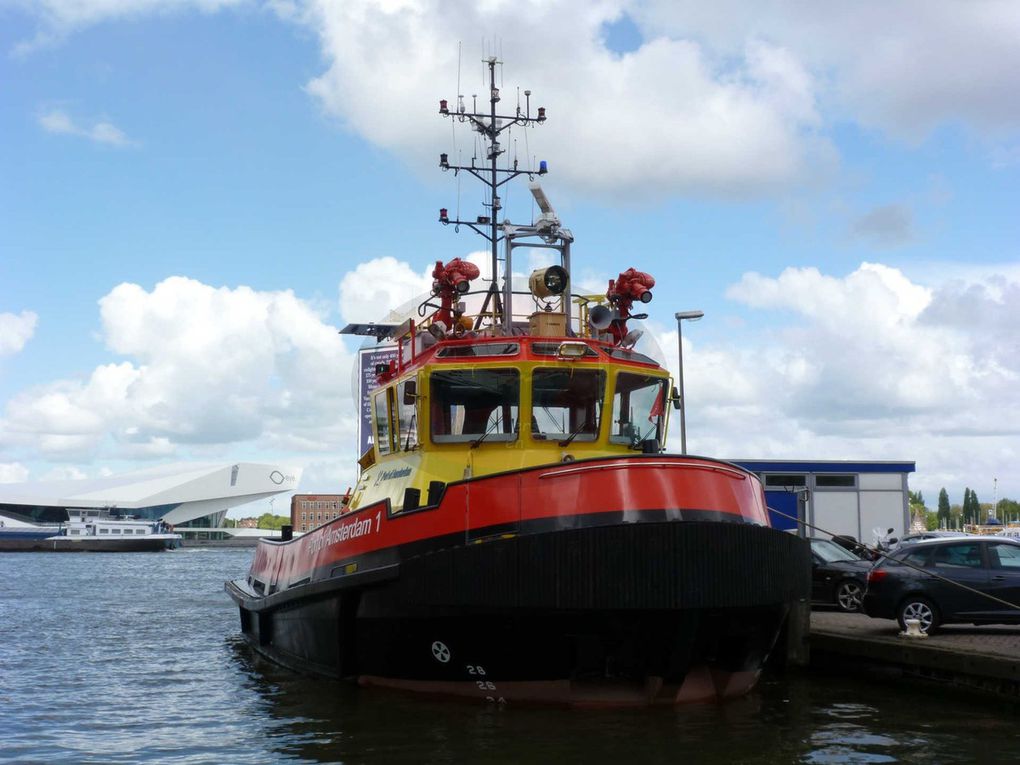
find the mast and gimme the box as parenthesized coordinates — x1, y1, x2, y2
(438, 56, 548, 329)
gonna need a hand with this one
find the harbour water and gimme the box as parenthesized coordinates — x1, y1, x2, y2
(2, 550, 1018, 764)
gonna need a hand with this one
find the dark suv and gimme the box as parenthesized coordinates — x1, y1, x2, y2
(862, 537, 1020, 634)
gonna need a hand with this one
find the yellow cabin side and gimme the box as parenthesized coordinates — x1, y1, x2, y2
(347, 354, 673, 513)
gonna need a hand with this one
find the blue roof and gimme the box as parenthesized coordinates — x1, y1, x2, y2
(729, 460, 915, 474)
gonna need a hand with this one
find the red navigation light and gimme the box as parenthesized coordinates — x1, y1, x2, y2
(439, 99, 449, 114)
(537, 107, 546, 122)
(439, 208, 449, 222)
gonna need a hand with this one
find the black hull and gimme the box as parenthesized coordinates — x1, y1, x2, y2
(227, 522, 809, 705)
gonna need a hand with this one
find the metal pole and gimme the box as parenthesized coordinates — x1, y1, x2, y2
(675, 310, 704, 455)
(676, 316, 687, 454)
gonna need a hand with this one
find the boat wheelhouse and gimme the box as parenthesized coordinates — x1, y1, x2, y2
(227, 57, 808, 706)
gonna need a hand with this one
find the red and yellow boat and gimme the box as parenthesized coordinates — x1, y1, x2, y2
(226, 59, 808, 706)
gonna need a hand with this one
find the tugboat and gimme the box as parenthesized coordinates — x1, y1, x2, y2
(227, 58, 809, 705)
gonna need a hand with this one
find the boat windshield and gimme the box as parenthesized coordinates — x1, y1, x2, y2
(531, 369, 605, 442)
(610, 373, 668, 448)
(430, 368, 519, 443)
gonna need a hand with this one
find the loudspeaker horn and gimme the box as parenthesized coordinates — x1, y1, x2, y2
(588, 304, 614, 330)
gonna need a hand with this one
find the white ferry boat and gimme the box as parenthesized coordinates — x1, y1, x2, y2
(0, 508, 182, 552)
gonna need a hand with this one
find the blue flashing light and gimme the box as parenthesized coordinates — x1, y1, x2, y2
(539, 160, 548, 174)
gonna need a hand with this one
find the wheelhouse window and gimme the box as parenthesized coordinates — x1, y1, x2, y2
(397, 379, 418, 450)
(430, 368, 519, 443)
(373, 388, 393, 455)
(531, 369, 605, 443)
(610, 373, 668, 448)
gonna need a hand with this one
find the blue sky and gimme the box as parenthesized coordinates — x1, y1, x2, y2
(1, 1, 1018, 510)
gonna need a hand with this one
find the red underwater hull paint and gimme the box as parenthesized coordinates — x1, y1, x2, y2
(248, 456, 769, 592)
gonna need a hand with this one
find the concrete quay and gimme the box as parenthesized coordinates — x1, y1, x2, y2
(809, 611, 1020, 701)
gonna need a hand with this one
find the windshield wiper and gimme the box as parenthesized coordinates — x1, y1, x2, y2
(558, 423, 590, 447)
(469, 419, 500, 449)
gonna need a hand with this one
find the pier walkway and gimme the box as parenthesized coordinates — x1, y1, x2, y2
(809, 611, 1020, 700)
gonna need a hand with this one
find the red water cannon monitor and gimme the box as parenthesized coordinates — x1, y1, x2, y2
(431, 258, 480, 327)
(606, 268, 655, 344)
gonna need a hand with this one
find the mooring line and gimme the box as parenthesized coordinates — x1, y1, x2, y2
(768, 505, 1020, 612)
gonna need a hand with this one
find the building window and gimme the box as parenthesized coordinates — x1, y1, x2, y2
(99, 528, 109, 534)
(765, 475, 806, 488)
(301, 512, 306, 521)
(815, 475, 856, 488)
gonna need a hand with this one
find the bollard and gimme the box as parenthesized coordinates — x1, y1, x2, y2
(899, 618, 927, 639)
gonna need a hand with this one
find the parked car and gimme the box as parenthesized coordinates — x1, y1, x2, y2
(893, 530, 970, 549)
(809, 538, 873, 612)
(863, 537, 1020, 634)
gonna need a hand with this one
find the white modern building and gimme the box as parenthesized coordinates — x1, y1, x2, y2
(0, 462, 300, 529)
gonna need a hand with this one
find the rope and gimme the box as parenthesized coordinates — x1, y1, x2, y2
(767, 505, 1020, 612)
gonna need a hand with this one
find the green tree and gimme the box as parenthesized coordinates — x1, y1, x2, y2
(257, 513, 290, 530)
(908, 489, 926, 508)
(997, 498, 1020, 523)
(961, 488, 983, 525)
(937, 488, 951, 528)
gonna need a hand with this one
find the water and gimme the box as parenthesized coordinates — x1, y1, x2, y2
(2, 550, 1018, 764)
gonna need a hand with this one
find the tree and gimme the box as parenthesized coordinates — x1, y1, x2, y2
(937, 488, 951, 528)
(257, 513, 290, 530)
(961, 488, 983, 525)
(908, 490, 926, 509)
(997, 498, 1020, 523)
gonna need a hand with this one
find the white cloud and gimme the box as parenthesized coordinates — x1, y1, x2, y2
(651, 262, 1020, 497)
(38, 109, 131, 147)
(15, 1, 1020, 193)
(0, 463, 30, 483)
(338, 256, 432, 325)
(633, 0, 1020, 141)
(0, 311, 37, 357)
(283, 0, 830, 199)
(0, 276, 358, 460)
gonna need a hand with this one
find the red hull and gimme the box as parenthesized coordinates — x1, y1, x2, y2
(247, 454, 770, 593)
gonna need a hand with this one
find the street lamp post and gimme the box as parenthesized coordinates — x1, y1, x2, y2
(675, 310, 704, 454)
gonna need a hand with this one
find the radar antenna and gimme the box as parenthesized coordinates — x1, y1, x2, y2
(438, 55, 551, 332)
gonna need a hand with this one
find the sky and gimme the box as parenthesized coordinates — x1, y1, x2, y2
(1, 0, 1018, 513)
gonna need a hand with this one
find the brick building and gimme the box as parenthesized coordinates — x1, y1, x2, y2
(291, 493, 347, 533)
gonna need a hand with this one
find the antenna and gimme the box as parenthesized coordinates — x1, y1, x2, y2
(437, 55, 549, 330)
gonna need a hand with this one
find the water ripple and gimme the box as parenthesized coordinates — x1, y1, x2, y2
(2, 551, 1020, 764)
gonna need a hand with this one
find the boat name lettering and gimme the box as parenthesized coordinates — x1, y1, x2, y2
(374, 467, 412, 485)
(308, 511, 381, 555)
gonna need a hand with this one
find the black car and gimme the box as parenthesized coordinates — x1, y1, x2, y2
(863, 536, 1020, 634)
(809, 538, 873, 612)
(892, 530, 969, 548)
